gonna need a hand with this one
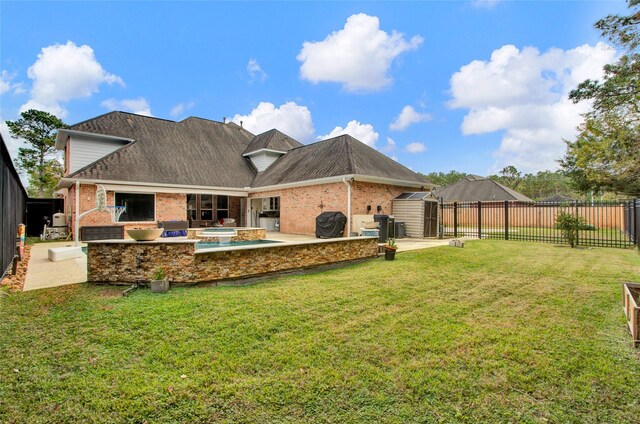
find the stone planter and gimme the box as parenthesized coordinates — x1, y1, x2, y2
(126, 228, 164, 241)
(150, 279, 170, 293)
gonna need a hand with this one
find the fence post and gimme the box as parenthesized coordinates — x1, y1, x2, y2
(632, 199, 640, 251)
(504, 200, 509, 241)
(438, 198, 444, 239)
(575, 200, 579, 247)
(453, 202, 458, 238)
(478, 201, 482, 239)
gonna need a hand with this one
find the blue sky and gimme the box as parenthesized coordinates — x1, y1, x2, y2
(0, 1, 629, 180)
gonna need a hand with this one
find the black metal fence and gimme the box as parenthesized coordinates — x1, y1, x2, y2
(624, 199, 640, 247)
(440, 199, 639, 249)
(1, 135, 27, 278)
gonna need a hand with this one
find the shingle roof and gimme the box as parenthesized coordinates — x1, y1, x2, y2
(66, 112, 257, 188)
(251, 134, 428, 187)
(243, 129, 303, 155)
(435, 175, 533, 202)
(64, 112, 430, 190)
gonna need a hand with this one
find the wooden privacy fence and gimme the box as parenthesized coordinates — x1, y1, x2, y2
(440, 199, 639, 249)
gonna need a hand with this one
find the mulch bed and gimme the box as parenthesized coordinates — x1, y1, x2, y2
(1, 245, 32, 292)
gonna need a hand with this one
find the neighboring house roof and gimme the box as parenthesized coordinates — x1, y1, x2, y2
(537, 194, 575, 203)
(63, 112, 256, 188)
(243, 129, 303, 155)
(251, 134, 428, 188)
(59, 112, 430, 190)
(435, 175, 533, 203)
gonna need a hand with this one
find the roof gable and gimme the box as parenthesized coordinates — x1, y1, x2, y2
(243, 129, 303, 155)
(251, 134, 428, 188)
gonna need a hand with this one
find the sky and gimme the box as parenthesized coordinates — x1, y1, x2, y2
(0, 0, 630, 182)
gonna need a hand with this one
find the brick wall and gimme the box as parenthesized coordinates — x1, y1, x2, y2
(67, 184, 187, 237)
(249, 181, 418, 235)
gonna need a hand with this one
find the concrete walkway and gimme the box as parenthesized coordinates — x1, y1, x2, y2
(21, 233, 453, 291)
(23, 241, 87, 291)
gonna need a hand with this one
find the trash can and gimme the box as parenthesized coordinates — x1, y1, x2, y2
(394, 221, 406, 238)
(374, 214, 389, 242)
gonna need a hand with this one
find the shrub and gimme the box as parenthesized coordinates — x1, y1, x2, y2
(555, 212, 593, 248)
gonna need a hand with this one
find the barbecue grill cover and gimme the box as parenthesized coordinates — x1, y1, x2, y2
(315, 211, 347, 238)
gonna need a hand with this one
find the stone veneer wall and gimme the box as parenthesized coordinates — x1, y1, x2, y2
(250, 181, 419, 235)
(87, 238, 378, 284)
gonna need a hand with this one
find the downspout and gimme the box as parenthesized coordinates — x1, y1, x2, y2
(74, 180, 80, 246)
(342, 177, 352, 238)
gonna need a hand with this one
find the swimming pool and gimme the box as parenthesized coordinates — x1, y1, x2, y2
(196, 239, 282, 250)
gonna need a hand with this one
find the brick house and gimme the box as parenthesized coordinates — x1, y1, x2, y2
(56, 112, 432, 236)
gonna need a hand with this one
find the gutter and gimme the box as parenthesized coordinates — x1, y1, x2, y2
(342, 177, 352, 238)
(250, 174, 431, 193)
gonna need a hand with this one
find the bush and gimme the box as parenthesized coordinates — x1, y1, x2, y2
(555, 212, 594, 248)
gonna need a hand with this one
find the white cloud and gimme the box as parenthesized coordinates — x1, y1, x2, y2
(231, 101, 314, 142)
(247, 58, 267, 83)
(449, 42, 616, 172)
(382, 137, 396, 152)
(297, 13, 423, 92)
(170, 101, 195, 118)
(319, 120, 379, 148)
(21, 41, 124, 118)
(405, 142, 427, 153)
(1, 70, 25, 95)
(102, 97, 153, 116)
(389, 105, 432, 131)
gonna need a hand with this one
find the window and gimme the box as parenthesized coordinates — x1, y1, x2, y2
(115, 193, 155, 222)
(187, 194, 197, 221)
(200, 195, 213, 220)
(216, 196, 229, 219)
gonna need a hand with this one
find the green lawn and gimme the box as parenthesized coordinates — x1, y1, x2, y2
(1, 240, 639, 423)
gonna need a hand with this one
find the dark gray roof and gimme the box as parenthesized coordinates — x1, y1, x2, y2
(395, 192, 435, 201)
(243, 129, 303, 155)
(251, 134, 428, 187)
(435, 175, 533, 202)
(537, 194, 575, 203)
(67, 112, 257, 188)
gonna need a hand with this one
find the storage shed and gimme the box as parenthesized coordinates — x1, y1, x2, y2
(392, 192, 439, 238)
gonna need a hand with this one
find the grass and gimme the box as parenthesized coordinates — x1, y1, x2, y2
(1, 240, 639, 423)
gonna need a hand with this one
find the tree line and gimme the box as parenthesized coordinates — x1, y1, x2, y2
(419, 167, 584, 202)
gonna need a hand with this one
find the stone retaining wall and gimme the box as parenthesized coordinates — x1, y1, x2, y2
(87, 237, 378, 285)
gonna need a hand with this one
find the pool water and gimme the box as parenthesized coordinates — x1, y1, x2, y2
(196, 239, 282, 250)
(202, 228, 236, 233)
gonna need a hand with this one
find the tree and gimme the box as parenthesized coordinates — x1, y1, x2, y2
(6, 109, 67, 197)
(420, 170, 467, 187)
(563, 1, 640, 196)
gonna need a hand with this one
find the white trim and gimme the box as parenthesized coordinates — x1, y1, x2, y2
(59, 178, 249, 197)
(242, 148, 287, 157)
(56, 129, 133, 150)
(248, 174, 431, 193)
(59, 174, 430, 196)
